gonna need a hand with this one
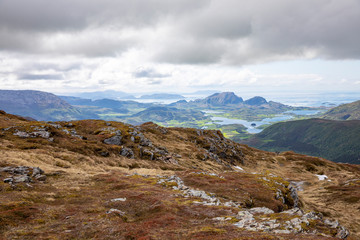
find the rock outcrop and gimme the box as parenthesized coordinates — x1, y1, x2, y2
(1, 166, 46, 185)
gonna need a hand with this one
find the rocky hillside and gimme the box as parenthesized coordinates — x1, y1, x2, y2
(322, 100, 360, 120)
(0, 110, 359, 239)
(0, 90, 85, 121)
(243, 118, 360, 164)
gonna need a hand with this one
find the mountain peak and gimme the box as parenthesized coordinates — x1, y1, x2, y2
(204, 92, 243, 105)
(244, 96, 267, 106)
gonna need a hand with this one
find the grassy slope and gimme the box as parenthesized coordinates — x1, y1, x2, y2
(0, 111, 359, 239)
(322, 100, 360, 120)
(244, 118, 360, 164)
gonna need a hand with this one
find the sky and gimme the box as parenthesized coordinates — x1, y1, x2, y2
(0, 0, 360, 95)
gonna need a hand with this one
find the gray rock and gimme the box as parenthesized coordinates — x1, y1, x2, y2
(32, 167, 44, 177)
(303, 211, 322, 220)
(141, 149, 154, 160)
(35, 175, 47, 181)
(32, 130, 51, 139)
(110, 198, 127, 202)
(120, 147, 134, 159)
(4, 178, 13, 183)
(106, 208, 125, 216)
(324, 219, 339, 228)
(104, 135, 123, 145)
(140, 138, 152, 147)
(13, 175, 32, 183)
(13, 131, 31, 138)
(249, 207, 274, 215)
(288, 184, 300, 208)
(273, 229, 291, 234)
(336, 226, 349, 239)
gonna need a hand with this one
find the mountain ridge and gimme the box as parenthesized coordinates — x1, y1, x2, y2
(0, 90, 84, 121)
(322, 100, 360, 120)
(243, 118, 360, 164)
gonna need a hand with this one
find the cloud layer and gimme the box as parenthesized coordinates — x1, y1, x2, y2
(1, 0, 360, 63)
(0, 0, 359, 94)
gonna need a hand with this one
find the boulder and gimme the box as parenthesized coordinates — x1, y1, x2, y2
(104, 135, 123, 145)
(13, 175, 32, 183)
(120, 147, 134, 159)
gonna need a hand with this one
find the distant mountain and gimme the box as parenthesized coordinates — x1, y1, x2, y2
(244, 118, 360, 164)
(194, 92, 243, 106)
(70, 90, 136, 100)
(0, 90, 86, 121)
(244, 96, 267, 106)
(60, 96, 152, 109)
(322, 100, 360, 120)
(140, 93, 185, 99)
(123, 106, 209, 125)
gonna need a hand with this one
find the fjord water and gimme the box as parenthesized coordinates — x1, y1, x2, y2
(208, 115, 294, 133)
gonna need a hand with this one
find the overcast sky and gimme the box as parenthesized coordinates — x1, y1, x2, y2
(0, 0, 360, 95)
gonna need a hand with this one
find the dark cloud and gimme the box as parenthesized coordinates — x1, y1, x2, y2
(155, 0, 360, 64)
(17, 73, 64, 80)
(0, 0, 359, 63)
(19, 62, 82, 72)
(133, 68, 171, 78)
(0, 0, 208, 31)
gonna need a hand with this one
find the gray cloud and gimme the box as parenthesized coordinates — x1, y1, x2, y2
(133, 68, 171, 78)
(17, 73, 64, 80)
(0, 0, 359, 64)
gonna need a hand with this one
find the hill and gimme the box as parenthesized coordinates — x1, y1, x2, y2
(322, 100, 360, 120)
(194, 92, 244, 106)
(123, 106, 210, 125)
(0, 110, 359, 239)
(244, 96, 268, 105)
(0, 90, 85, 121)
(244, 118, 360, 164)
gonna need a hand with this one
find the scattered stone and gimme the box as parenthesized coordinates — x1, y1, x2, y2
(155, 173, 348, 239)
(1, 166, 46, 184)
(110, 198, 127, 202)
(13, 131, 31, 138)
(248, 207, 274, 215)
(106, 208, 126, 216)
